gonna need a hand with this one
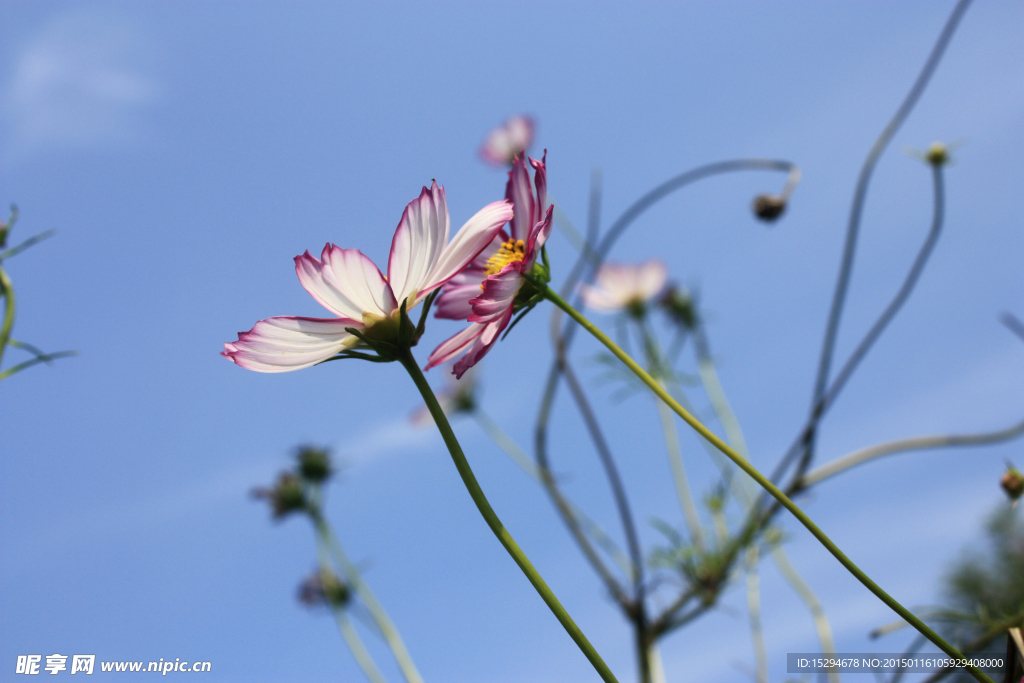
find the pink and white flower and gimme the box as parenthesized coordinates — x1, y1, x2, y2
(426, 152, 553, 378)
(223, 182, 513, 373)
(479, 115, 535, 167)
(579, 261, 668, 313)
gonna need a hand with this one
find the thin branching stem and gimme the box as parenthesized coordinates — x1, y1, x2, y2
(561, 360, 645, 594)
(471, 409, 635, 582)
(800, 416, 1024, 488)
(802, 0, 972, 479)
(542, 285, 993, 683)
(0, 268, 15, 370)
(314, 540, 389, 683)
(694, 327, 840, 680)
(771, 161, 949, 497)
(534, 358, 633, 610)
(312, 510, 423, 683)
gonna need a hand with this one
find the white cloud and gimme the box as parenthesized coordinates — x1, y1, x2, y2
(2, 10, 159, 158)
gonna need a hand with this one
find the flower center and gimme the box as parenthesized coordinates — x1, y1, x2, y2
(483, 239, 526, 278)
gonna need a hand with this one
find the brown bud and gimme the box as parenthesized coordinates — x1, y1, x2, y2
(1000, 467, 1024, 504)
(752, 194, 786, 222)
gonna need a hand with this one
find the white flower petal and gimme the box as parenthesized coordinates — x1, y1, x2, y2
(320, 245, 397, 317)
(388, 182, 449, 307)
(222, 316, 357, 373)
(295, 246, 395, 319)
(419, 199, 512, 301)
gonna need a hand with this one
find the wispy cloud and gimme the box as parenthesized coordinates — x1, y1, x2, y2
(5, 417, 434, 573)
(2, 10, 159, 158)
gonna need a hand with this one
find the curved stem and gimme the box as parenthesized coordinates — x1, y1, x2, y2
(561, 361, 645, 595)
(694, 330, 840, 680)
(636, 318, 704, 548)
(801, 416, 1024, 488)
(803, 0, 971, 476)
(399, 349, 620, 683)
(744, 546, 768, 683)
(772, 162, 948, 491)
(534, 360, 633, 610)
(471, 410, 636, 582)
(336, 611, 389, 683)
(819, 165, 946, 426)
(769, 543, 840, 683)
(541, 285, 994, 683)
(313, 513, 423, 683)
(315, 542, 389, 683)
(0, 267, 15, 370)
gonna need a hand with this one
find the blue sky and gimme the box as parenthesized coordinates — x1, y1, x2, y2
(1, 1, 1022, 682)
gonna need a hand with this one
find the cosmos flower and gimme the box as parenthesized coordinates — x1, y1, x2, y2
(426, 152, 552, 378)
(479, 115, 535, 167)
(223, 183, 512, 372)
(579, 260, 668, 314)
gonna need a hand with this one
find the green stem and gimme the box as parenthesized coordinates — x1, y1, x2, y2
(0, 267, 15, 370)
(695, 329, 840, 681)
(398, 348, 619, 683)
(541, 285, 993, 683)
(315, 541, 389, 683)
(313, 513, 424, 683)
(769, 543, 840, 683)
(744, 546, 768, 683)
(336, 611, 389, 683)
(636, 318, 704, 548)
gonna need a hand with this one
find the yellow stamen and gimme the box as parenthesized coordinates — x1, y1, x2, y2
(482, 239, 526, 287)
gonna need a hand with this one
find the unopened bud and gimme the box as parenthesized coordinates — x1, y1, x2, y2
(659, 285, 698, 330)
(1001, 465, 1024, 505)
(296, 445, 332, 484)
(298, 571, 351, 608)
(924, 142, 950, 167)
(752, 194, 786, 222)
(252, 472, 307, 519)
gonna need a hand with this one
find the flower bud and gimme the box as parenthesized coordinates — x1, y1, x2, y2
(659, 285, 698, 330)
(296, 446, 332, 484)
(924, 142, 950, 167)
(252, 472, 307, 519)
(298, 571, 351, 608)
(752, 194, 786, 222)
(1001, 465, 1024, 505)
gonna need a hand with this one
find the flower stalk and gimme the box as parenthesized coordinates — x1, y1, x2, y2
(538, 283, 994, 683)
(311, 508, 423, 683)
(397, 346, 619, 683)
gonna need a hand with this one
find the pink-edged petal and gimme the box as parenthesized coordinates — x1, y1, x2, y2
(525, 205, 554, 268)
(635, 260, 669, 299)
(433, 265, 486, 320)
(468, 266, 522, 323)
(580, 260, 669, 312)
(425, 322, 486, 371)
(388, 182, 449, 307)
(529, 150, 547, 216)
(579, 283, 627, 311)
(295, 246, 396, 319)
(416, 199, 512, 301)
(222, 316, 358, 373)
(505, 153, 535, 242)
(479, 115, 534, 167)
(452, 308, 512, 378)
